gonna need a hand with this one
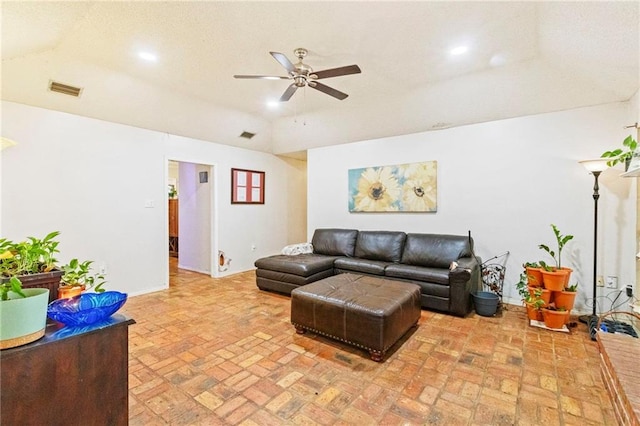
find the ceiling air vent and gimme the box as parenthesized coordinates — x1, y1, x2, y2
(239, 131, 256, 139)
(48, 80, 83, 97)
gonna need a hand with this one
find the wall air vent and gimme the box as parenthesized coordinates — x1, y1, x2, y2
(48, 80, 83, 97)
(239, 131, 256, 139)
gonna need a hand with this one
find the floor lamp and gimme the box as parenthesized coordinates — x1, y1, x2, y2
(578, 159, 610, 327)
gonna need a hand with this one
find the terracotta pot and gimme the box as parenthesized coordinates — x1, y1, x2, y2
(560, 267, 573, 286)
(57, 285, 85, 299)
(525, 302, 543, 321)
(552, 290, 576, 311)
(526, 267, 543, 287)
(528, 286, 551, 305)
(542, 309, 569, 329)
(541, 269, 569, 291)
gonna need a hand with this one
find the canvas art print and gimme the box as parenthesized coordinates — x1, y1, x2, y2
(348, 161, 437, 212)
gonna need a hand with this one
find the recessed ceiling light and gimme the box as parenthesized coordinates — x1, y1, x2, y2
(138, 51, 157, 62)
(450, 46, 468, 56)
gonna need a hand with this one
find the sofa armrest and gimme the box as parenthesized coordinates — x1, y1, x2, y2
(448, 256, 481, 316)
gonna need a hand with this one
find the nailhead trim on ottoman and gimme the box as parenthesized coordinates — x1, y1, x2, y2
(291, 273, 421, 362)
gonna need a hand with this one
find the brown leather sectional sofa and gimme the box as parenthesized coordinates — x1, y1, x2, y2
(254, 228, 481, 317)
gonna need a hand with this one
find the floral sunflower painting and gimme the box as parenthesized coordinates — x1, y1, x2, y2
(348, 161, 437, 212)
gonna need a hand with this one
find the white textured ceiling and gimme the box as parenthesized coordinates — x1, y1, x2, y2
(1, 1, 638, 158)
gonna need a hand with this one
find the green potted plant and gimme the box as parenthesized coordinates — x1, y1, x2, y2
(0, 231, 63, 302)
(58, 259, 107, 299)
(552, 281, 578, 312)
(523, 261, 543, 287)
(539, 224, 573, 291)
(168, 184, 178, 199)
(601, 135, 638, 171)
(516, 272, 545, 321)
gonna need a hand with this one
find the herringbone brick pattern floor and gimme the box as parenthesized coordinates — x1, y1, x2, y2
(120, 265, 616, 425)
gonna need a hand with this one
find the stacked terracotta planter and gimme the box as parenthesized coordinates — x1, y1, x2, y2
(526, 266, 577, 328)
(524, 266, 545, 321)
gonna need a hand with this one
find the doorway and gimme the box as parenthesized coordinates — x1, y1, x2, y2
(166, 159, 217, 283)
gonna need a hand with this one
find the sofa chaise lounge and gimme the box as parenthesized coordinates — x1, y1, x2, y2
(254, 228, 481, 317)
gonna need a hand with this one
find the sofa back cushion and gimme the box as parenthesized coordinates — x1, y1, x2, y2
(354, 231, 406, 262)
(401, 233, 473, 268)
(312, 229, 359, 257)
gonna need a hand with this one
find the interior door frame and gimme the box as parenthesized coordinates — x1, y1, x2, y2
(164, 157, 219, 288)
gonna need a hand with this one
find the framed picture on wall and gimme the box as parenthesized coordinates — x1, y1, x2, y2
(231, 168, 265, 204)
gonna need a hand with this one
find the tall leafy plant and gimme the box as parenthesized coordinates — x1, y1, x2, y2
(538, 224, 573, 269)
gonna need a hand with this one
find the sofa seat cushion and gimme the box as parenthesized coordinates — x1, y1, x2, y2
(413, 281, 450, 299)
(333, 257, 390, 275)
(385, 264, 450, 285)
(255, 254, 337, 277)
(354, 231, 406, 262)
(256, 268, 335, 286)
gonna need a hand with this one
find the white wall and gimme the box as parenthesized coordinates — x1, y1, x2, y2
(308, 102, 636, 314)
(177, 162, 211, 274)
(1, 101, 306, 296)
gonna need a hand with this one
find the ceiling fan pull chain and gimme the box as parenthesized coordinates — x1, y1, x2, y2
(303, 86, 307, 126)
(293, 90, 298, 123)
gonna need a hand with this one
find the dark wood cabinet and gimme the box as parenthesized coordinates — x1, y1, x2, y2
(1, 315, 134, 426)
(169, 198, 179, 257)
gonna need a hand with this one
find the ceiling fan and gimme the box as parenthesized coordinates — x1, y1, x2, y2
(234, 48, 361, 102)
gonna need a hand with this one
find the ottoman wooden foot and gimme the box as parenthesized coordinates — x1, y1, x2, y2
(369, 350, 383, 362)
(295, 326, 306, 334)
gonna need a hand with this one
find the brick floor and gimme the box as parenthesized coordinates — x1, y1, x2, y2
(121, 264, 618, 425)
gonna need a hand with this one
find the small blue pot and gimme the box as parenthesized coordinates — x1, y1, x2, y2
(472, 291, 499, 317)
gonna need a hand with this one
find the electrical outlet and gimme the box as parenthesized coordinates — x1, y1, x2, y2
(596, 275, 604, 287)
(606, 276, 618, 289)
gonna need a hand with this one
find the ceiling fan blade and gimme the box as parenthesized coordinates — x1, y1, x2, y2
(233, 75, 290, 80)
(280, 84, 298, 102)
(311, 65, 361, 80)
(308, 81, 348, 100)
(270, 52, 296, 74)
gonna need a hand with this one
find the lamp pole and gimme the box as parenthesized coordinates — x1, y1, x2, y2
(578, 159, 609, 326)
(590, 170, 602, 317)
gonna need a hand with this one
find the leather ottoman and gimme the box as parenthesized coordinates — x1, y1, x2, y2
(290, 273, 421, 361)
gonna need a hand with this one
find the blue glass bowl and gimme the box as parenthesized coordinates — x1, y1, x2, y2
(47, 291, 128, 326)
